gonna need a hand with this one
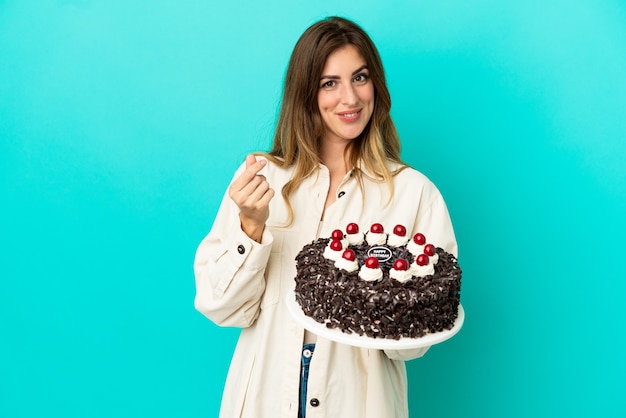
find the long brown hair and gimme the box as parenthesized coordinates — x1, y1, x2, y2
(265, 16, 405, 224)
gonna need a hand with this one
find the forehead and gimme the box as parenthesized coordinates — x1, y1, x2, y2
(322, 45, 367, 74)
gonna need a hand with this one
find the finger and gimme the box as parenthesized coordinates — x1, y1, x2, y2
(255, 187, 275, 208)
(229, 174, 269, 209)
(236, 160, 267, 189)
(232, 159, 267, 192)
(233, 174, 266, 201)
(245, 154, 257, 169)
(244, 177, 271, 205)
(241, 186, 274, 216)
(236, 178, 270, 209)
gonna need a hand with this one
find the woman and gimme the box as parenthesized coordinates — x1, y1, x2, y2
(194, 16, 457, 418)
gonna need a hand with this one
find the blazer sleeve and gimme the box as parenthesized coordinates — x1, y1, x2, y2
(193, 168, 274, 328)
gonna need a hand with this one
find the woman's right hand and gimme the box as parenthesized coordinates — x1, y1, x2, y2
(228, 154, 275, 242)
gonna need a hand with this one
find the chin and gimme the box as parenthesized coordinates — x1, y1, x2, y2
(343, 128, 367, 141)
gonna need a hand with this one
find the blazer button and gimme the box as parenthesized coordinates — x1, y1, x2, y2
(310, 398, 320, 407)
(237, 244, 245, 254)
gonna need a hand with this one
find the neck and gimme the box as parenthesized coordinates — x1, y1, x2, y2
(320, 139, 351, 176)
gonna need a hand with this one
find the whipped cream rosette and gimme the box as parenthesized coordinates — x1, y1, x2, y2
(410, 253, 435, 277)
(387, 224, 409, 247)
(365, 223, 387, 245)
(358, 257, 383, 281)
(407, 232, 426, 255)
(345, 222, 364, 245)
(323, 238, 344, 261)
(389, 258, 412, 282)
(335, 249, 358, 272)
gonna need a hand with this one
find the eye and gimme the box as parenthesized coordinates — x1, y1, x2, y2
(320, 80, 336, 89)
(353, 73, 369, 84)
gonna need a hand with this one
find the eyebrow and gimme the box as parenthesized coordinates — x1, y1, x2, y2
(320, 65, 369, 80)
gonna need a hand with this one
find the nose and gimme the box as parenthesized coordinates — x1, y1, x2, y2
(340, 83, 359, 106)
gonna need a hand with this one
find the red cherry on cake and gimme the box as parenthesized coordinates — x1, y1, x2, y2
(393, 224, 407, 236)
(364, 257, 379, 269)
(329, 239, 343, 251)
(370, 223, 384, 233)
(331, 229, 344, 240)
(346, 223, 359, 234)
(424, 244, 436, 256)
(393, 258, 408, 271)
(416, 253, 429, 266)
(342, 249, 356, 261)
(413, 233, 426, 245)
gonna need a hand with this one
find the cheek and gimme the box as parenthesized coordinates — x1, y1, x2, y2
(318, 91, 338, 111)
(361, 84, 375, 103)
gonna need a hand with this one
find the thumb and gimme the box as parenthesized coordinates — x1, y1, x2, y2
(245, 154, 257, 169)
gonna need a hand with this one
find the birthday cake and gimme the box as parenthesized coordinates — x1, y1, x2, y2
(293, 223, 462, 340)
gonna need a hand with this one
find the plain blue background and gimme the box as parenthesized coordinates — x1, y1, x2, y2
(1, 1, 625, 417)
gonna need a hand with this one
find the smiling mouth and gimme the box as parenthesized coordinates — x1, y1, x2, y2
(338, 110, 361, 121)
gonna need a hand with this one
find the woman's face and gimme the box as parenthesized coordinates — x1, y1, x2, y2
(318, 45, 374, 145)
